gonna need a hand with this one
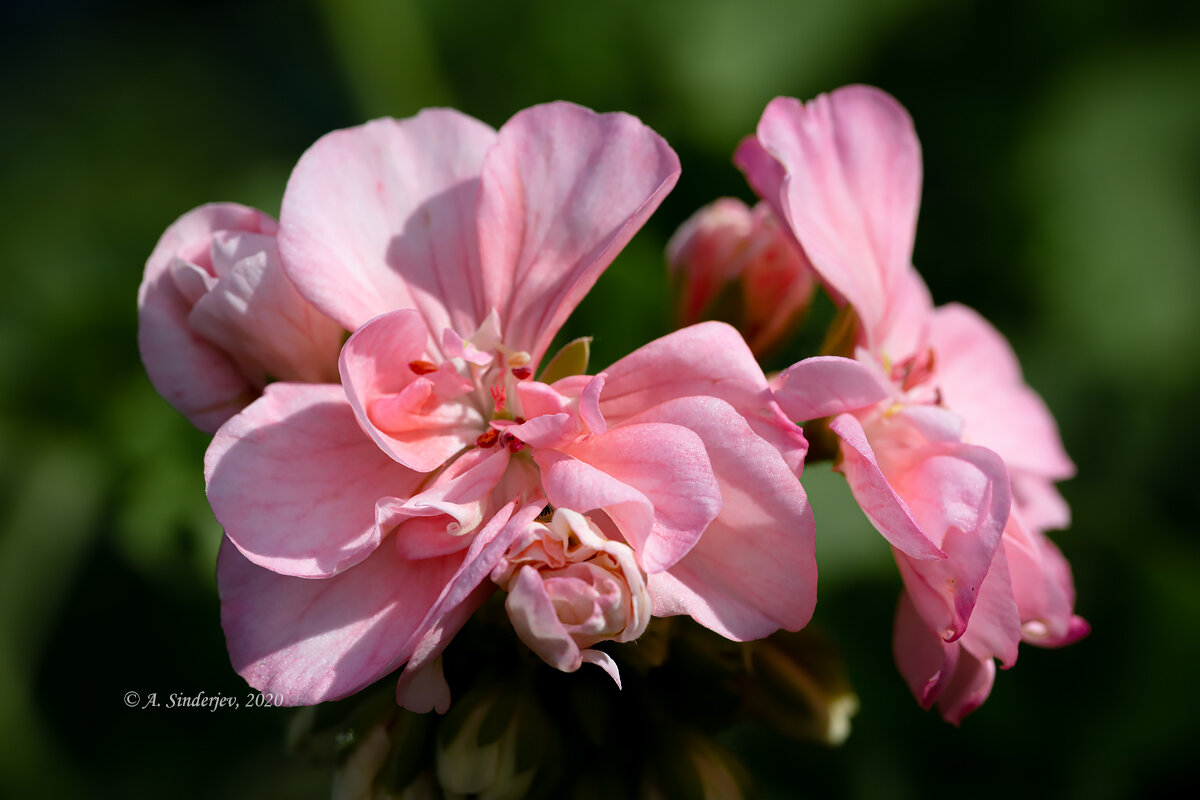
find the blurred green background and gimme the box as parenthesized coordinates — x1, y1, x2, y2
(1, 0, 1197, 797)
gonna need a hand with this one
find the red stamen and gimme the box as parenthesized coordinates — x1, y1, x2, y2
(506, 436, 525, 453)
(490, 384, 507, 412)
(513, 416, 526, 425)
(511, 366, 532, 380)
(476, 429, 499, 448)
(409, 360, 438, 375)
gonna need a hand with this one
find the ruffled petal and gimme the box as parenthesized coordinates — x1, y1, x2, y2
(476, 101, 680, 363)
(535, 422, 721, 574)
(599, 322, 809, 474)
(341, 309, 484, 472)
(206, 383, 424, 578)
(774, 356, 894, 421)
(827, 413, 945, 560)
(279, 110, 497, 341)
(638, 397, 817, 639)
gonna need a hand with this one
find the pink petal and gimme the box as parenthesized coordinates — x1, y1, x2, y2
(1012, 473, 1072, 533)
(930, 303, 1075, 481)
(217, 535, 460, 705)
(580, 649, 623, 688)
(535, 422, 721, 574)
(205, 383, 424, 578)
(733, 135, 789, 228)
(755, 86, 922, 344)
(476, 101, 680, 363)
(828, 413, 945, 560)
(954, 544, 1022, 669)
(505, 564, 583, 672)
(279, 109, 497, 340)
(187, 234, 343, 385)
(637, 397, 817, 639)
(599, 322, 809, 474)
(138, 203, 279, 431)
(395, 502, 543, 712)
(774, 356, 893, 420)
(936, 648, 995, 725)
(1004, 515, 1088, 647)
(893, 592, 957, 709)
(382, 448, 511, 559)
(340, 309, 483, 472)
(887, 438, 1013, 639)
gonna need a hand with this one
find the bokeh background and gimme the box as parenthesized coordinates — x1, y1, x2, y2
(2, 0, 1198, 797)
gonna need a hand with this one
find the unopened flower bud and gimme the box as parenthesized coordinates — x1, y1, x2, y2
(667, 198, 816, 356)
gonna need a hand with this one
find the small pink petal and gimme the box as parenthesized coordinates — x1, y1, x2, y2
(774, 356, 893, 420)
(341, 310, 484, 472)
(505, 564, 582, 672)
(536, 422, 721, 574)
(580, 649, 622, 688)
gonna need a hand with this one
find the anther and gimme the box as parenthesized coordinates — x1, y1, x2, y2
(409, 360, 438, 375)
(511, 366, 532, 380)
(476, 429, 499, 448)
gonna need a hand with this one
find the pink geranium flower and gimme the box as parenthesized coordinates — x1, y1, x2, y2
(742, 85, 1084, 721)
(205, 102, 817, 712)
(137, 204, 345, 431)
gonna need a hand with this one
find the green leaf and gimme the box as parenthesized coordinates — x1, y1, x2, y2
(538, 337, 592, 384)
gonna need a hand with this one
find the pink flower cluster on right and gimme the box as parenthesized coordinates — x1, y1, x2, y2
(674, 85, 1086, 723)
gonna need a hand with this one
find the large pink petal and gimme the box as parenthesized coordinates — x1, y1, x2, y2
(535, 423, 721, 574)
(774, 356, 893, 421)
(599, 322, 809, 474)
(476, 101, 680, 363)
(756, 86, 922, 344)
(636, 397, 817, 639)
(138, 203, 279, 431)
(930, 303, 1075, 481)
(218, 535, 460, 705)
(340, 309, 484, 472)
(205, 383, 424, 578)
(279, 109, 497, 341)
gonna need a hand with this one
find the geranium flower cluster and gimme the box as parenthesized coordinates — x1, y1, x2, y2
(138, 87, 1083, 727)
